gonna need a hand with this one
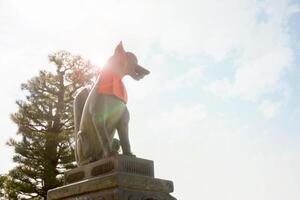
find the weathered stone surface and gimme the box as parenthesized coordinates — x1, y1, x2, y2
(48, 172, 175, 200)
(62, 188, 176, 200)
(64, 155, 154, 184)
(48, 155, 176, 200)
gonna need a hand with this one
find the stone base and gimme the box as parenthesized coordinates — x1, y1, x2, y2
(48, 155, 176, 200)
(64, 155, 154, 184)
(54, 188, 175, 200)
(48, 172, 175, 200)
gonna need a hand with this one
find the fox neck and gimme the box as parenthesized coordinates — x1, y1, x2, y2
(104, 61, 127, 78)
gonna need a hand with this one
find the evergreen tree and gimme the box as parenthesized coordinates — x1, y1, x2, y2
(5, 51, 96, 199)
(0, 175, 6, 198)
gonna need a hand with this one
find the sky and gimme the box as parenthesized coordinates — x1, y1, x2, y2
(0, 0, 300, 199)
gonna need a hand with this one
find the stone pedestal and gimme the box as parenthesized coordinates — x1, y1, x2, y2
(47, 155, 176, 200)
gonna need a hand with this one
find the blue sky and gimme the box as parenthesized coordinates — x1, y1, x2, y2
(0, 0, 300, 199)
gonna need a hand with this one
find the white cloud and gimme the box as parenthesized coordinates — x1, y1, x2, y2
(164, 66, 204, 90)
(204, 78, 233, 98)
(147, 104, 207, 134)
(259, 100, 281, 119)
(233, 46, 292, 101)
(204, 0, 296, 102)
(131, 104, 300, 200)
(287, 4, 300, 14)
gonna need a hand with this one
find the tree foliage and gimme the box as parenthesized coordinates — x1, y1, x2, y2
(0, 175, 7, 198)
(3, 51, 96, 199)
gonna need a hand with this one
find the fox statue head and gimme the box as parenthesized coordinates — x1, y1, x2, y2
(106, 41, 150, 80)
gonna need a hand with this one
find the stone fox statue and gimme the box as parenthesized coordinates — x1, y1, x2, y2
(74, 42, 150, 166)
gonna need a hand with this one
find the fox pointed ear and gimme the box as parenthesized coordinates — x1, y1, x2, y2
(114, 41, 126, 55)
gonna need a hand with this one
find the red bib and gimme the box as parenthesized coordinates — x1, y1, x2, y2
(97, 70, 128, 103)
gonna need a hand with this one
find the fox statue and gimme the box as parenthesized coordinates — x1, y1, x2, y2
(73, 42, 150, 166)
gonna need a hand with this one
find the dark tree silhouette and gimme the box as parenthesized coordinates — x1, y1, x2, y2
(3, 51, 96, 199)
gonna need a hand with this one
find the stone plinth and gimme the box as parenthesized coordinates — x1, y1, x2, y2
(64, 155, 154, 184)
(47, 155, 176, 200)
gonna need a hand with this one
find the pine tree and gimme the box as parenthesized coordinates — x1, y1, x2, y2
(5, 51, 96, 199)
(0, 175, 6, 198)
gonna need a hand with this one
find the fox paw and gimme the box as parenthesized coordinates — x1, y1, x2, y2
(123, 152, 136, 157)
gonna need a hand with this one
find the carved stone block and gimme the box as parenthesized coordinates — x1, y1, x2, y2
(64, 155, 154, 184)
(48, 155, 176, 200)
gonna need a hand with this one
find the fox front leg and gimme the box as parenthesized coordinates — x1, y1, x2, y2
(91, 113, 115, 158)
(117, 107, 135, 156)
